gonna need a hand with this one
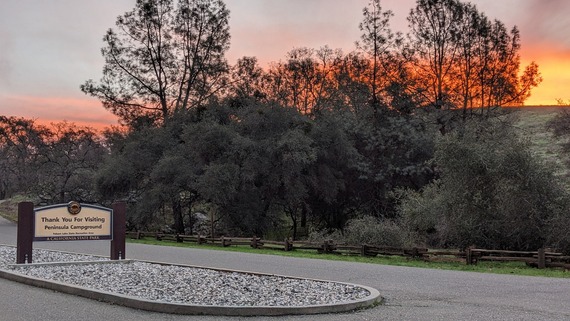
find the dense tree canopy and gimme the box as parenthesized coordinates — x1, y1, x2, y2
(0, 117, 106, 203)
(0, 117, 49, 199)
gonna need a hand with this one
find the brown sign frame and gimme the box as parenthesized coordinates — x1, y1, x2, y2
(16, 202, 126, 264)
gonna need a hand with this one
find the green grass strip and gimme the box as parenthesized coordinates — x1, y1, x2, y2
(128, 237, 570, 279)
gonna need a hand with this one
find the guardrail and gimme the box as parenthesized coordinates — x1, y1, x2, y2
(126, 232, 570, 270)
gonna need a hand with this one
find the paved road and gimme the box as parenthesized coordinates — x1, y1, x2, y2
(0, 217, 569, 321)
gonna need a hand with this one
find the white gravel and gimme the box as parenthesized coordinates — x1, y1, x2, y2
(0, 245, 370, 307)
(0, 246, 107, 266)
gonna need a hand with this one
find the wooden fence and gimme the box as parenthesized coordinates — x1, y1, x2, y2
(127, 231, 570, 270)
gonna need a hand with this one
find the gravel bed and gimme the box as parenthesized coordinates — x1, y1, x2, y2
(0, 246, 107, 267)
(0, 245, 370, 307)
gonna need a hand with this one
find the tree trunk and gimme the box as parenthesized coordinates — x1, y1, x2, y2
(292, 217, 297, 241)
(210, 210, 215, 239)
(172, 199, 184, 234)
(301, 204, 307, 228)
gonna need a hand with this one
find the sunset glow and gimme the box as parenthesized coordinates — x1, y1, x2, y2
(522, 53, 570, 106)
(0, 95, 119, 131)
(1, 0, 569, 128)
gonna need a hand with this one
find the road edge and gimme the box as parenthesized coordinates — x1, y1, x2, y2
(0, 257, 383, 316)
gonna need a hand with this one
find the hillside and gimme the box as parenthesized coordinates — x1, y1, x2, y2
(511, 107, 570, 187)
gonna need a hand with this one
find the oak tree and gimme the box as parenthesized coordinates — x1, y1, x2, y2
(81, 0, 231, 125)
(407, 0, 541, 133)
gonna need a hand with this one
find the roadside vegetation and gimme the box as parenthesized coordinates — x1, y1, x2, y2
(0, 195, 34, 222)
(127, 237, 570, 279)
(2, 0, 570, 273)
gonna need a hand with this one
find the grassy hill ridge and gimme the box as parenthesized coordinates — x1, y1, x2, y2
(511, 107, 570, 186)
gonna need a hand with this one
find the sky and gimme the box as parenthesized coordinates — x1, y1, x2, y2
(1, 0, 569, 130)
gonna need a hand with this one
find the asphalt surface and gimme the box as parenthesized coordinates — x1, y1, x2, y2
(0, 216, 569, 321)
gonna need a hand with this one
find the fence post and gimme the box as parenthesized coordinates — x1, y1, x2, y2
(322, 239, 335, 253)
(466, 247, 472, 265)
(322, 240, 331, 253)
(328, 240, 332, 253)
(284, 238, 292, 251)
(412, 247, 419, 259)
(537, 248, 546, 269)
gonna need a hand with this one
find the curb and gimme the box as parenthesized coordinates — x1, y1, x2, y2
(0, 256, 383, 316)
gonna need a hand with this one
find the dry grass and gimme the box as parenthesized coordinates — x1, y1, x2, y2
(0, 195, 36, 222)
(0, 199, 20, 222)
(511, 106, 570, 187)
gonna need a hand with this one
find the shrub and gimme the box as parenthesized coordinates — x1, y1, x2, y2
(309, 216, 417, 248)
(400, 119, 570, 251)
(342, 217, 410, 247)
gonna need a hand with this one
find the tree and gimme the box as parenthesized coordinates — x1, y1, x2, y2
(356, 0, 403, 111)
(96, 123, 174, 230)
(400, 118, 570, 251)
(407, 0, 463, 114)
(327, 52, 375, 114)
(303, 109, 363, 231)
(84, 0, 232, 232)
(555, 98, 570, 106)
(406, 0, 541, 133)
(0, 117, 49, 199)
(549, 108, 570, 158)
(207, 102, 316, 236)
(81, 0, 231, 125)
(227, 56, 269, 107)
(0, 117, 106, 204)
(265, 47, 343, 116)
(38, 122, 107, 203)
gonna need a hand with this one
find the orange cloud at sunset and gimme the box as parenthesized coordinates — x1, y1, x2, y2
(1, 0, 569, 128)
(0, 95, 119, 131)
(516, 0, 570, 105)
(522, 48, 570, 106)
(525, 61, 570, 106)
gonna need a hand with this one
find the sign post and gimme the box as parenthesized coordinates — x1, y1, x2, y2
(111, 202, 126, 260)
(16, 202, 34, 264)
(16, 201, 126, 264)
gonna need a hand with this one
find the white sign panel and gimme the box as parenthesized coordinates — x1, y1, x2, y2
(34, 202, 113, 241)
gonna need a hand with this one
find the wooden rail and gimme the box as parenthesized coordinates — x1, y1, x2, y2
(126, 232, 570, 270)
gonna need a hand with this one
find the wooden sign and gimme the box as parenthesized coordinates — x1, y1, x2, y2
(16, 201, 126, 264)
(34, 202, 112, 241)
